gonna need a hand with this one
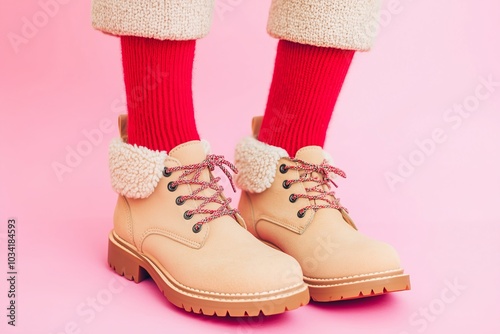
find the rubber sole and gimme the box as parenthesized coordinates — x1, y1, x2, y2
(107, 231, 310, 316)
(305, 270, 411, 302)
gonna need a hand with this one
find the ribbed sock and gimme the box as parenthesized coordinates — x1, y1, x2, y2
(121, 36, 199, 152)
(258, 40, 355, 156)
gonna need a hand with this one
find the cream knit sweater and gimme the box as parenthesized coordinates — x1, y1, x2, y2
(91, 0, 380, 51)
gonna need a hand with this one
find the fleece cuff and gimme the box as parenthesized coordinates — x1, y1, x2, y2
(235, 136, 335, 193)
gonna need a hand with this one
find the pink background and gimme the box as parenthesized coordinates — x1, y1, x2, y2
(1, 0, 499, 333)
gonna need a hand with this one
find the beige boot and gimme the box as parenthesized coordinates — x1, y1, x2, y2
(107, 115, 309, 316)
(235, 117, 410, 302)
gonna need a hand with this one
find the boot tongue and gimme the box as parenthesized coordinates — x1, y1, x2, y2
(294, 146, 326, 164)
(293, 146, 330, 206)
(168, 141, 207, 165)
(169, 140, 212, 195)
(168, 140, 224, 214)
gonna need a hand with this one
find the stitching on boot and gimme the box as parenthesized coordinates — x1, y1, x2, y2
(122, 196, 135, 246)
(303, 269, 404, 281)
(307, 274, 407, 288)
(139, 227, 207, 250)
(257, 212, 314, 235)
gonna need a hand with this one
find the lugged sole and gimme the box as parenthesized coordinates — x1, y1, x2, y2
(305, 270, 411, 302)
(107, 231, 310, 316)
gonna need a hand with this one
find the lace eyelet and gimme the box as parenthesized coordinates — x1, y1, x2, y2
(184, 211, 194, 220)
(162, 168, 172, 177)
(192, 223, 202, 233)
(167, 182, 177, 192)
(279, 164, 288, 174)
(289, 194, 297, 203)
(175, 196, 185, 206)
(282, 180, 291, 189)
(297, 210, 306, 218)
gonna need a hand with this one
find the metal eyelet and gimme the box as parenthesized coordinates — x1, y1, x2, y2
(167, 182, 177, 192)
(192, 223, 202, 233)
(184, 211, 194, 220)
(175, 196, 185, 206)
(289, 194, 297, 203)
(279, 164, 288, 174)
(297, 210, 306, 218)
(162, 167, 172, 177)
(282, 180, 291, 189)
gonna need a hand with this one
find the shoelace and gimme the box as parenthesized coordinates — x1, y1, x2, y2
(283, 159, 348, 217)
(163, 155, 239, 233)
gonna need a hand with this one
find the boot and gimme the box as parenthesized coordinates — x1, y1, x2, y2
(107, 115, 309, 316)
(235, 116, 410, 302)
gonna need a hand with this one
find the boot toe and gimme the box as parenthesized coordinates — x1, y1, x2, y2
(304, 237, 403, 280)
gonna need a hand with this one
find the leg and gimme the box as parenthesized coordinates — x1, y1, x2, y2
(258, 0, 380, 156)
(92, 0, 309, 315)
(121, 37, 198, 152)
(92, 0, 214, 152)
(259, 40, 354, 156)
(235, 0, 411, 301)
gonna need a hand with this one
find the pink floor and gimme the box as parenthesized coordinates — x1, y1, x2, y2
(1, 1, 499, 333)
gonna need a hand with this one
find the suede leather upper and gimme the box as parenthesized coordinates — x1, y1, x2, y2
(238, 142, 403, 280)
(112, 140, 305, 294)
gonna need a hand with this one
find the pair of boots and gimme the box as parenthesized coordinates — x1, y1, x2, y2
(107, 115, 410, 316)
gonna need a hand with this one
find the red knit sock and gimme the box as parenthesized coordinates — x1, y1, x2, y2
(258, 40, 355, 157)
(121, 36, 199, 152)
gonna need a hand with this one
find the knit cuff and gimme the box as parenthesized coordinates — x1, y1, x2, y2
(267, 0, 381, 51)
(91, 0, 215, 40)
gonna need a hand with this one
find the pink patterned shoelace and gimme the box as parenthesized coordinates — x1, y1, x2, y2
(163, 155, 239, 233)
(282, 159, 348, 217)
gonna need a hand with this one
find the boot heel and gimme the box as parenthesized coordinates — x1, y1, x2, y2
(108, 233, 149, 283)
